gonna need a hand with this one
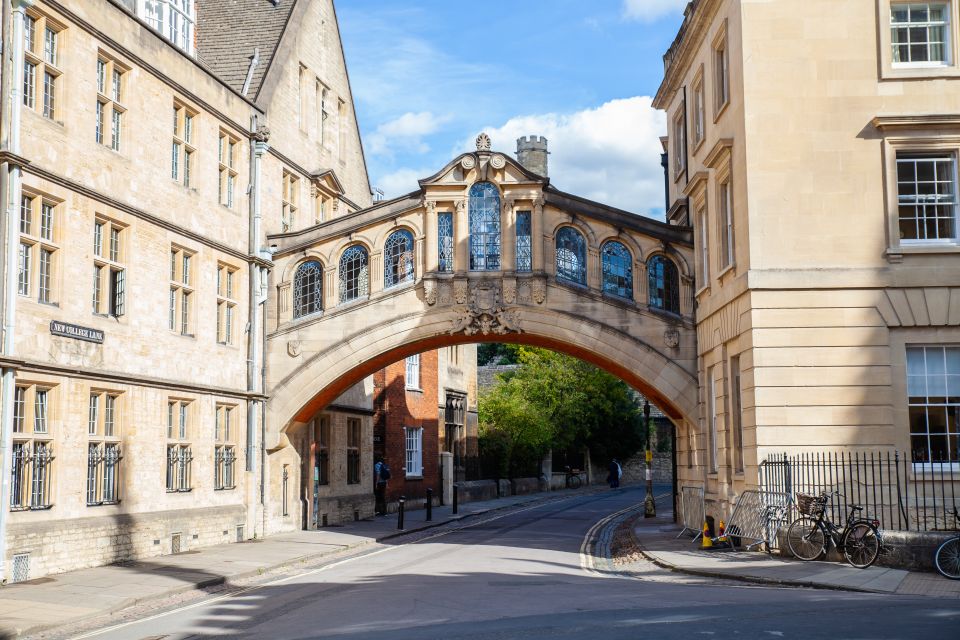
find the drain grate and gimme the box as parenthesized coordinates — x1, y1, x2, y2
(11, 553, 29, 583)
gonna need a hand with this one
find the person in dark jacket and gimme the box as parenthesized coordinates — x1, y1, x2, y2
(607, 458, 622, 489)
(374, 456, 388, 515)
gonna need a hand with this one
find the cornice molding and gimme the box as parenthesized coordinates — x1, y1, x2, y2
(653, 0, 722, 109)
(0, 151, 31, 168)
(682, 171, 709, 197)
(872, 114, 960, 130)
(703, 138, 734, 169)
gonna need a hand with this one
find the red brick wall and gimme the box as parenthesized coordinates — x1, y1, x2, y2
(373, 350, 440, 503)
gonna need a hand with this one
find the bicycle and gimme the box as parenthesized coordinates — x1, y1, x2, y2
(786, 491, 882, 569)
(934, 507, 960, 580)
(564, 466, 582, 489)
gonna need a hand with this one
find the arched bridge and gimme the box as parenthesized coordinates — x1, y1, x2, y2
(264, 141, 698, 448)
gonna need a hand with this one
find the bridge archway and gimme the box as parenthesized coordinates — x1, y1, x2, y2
(265, 141, 698, 449)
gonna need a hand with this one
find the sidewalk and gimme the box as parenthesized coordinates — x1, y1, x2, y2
(628, 509, 960, 598)
(0, 488, 597, 639)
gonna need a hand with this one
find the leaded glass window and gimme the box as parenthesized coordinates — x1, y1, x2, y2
(555, 227, 586, 285)
(438, 212, 453, 272)
(469, 182, 501, 270)
(293, 260, 323, 318)
(601, 241, 633, 299)
(648, 255, 680, 314)
(339, 245, 369, 303)
(516, 210, 532, 272)
(384, 230, 415, 288)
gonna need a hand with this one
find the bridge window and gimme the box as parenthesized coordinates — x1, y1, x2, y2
(647, 255, 680, 314)
(293, 260, 323, 318)
(516, 211, 532, 272)
(338, 245, 369, 303)
(438, 212, 453, 272)
(601, 241, 633, 299)
(384, 229, 415, 288)
(555, 227, 586, 285)
(469, 182, 501, 270)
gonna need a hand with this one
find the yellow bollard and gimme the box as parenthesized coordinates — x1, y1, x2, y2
(701, 521, 713, 548)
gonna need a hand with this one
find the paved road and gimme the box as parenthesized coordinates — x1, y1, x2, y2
(70, 487, 959, 640)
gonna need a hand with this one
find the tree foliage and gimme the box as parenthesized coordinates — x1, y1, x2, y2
(478, 347, 645, 478)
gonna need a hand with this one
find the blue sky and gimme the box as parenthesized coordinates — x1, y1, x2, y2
(338, 0, 686, 218)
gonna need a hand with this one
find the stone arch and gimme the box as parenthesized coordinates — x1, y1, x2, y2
(599, 232, 644, 263)
(279, 249, 327, 283)
(267, 304, 698, 448)
(371, 220, 423, 249)
(549, 218, 597, 249)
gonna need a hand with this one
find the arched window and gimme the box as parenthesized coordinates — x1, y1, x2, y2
(555, 227, 586, 285)
(601, 241, 633, 299)
(339, 245, 369, 303)
(469, 182, 501, 270)
(293, 260, 323, 318)
(648, 255, 680, 314)
(384, 229, 415, 288)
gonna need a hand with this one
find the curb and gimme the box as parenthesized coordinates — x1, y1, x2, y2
(6, 485, 614, 639)
(626, 521, 888, 595)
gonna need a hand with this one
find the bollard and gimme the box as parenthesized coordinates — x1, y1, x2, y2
(425, 488, 433, 521)
(452, 484, 459, 515)
(397, 496, 405, 530)
(438, 462, 445, 506)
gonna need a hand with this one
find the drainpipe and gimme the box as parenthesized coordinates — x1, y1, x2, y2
(247, 117, 270, 537)
(0, 0, 30, 583)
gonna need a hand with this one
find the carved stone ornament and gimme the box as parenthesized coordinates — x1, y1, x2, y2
(424, 279, 438, 306)
(663, 329, 680, 349)
(455, 199, 466, 214)
(476, 132, 492, 152)
(490, 154, 506, 169)
(502, 278, 517, 304)
(287, 340, 303, 357)
(454, 279, 469, 305)
(449, 281, 521, 336)
(253, 125, 271, 143)
(532, 278, 547, 304)
(461, 155, 476, 170)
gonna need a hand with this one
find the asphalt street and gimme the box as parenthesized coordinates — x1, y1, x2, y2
(68, 486, 959, 640)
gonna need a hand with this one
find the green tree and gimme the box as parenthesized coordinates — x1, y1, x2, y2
(478, 347, 645, 477)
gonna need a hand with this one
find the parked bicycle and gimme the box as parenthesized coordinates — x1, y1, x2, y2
(564, 466, 582, 489)
(934, 507, 960, 580)
(786, 491, 882, 569)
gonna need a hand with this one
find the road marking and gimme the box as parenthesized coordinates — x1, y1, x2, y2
(579, 491, 672, 576)
(72, 492, 609, 639)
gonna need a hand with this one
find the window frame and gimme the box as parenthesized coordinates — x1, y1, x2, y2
(712, 21, 730, 120)
(10, 382, 56, 511)
(218, 130, 240, 209)
(405, 354, 421, 391)
(692, 66, 706, 150)
(18, 191, 60, 305)
(879, 0, 960, 78)
(96, 52, 128, 152)
(672, 103, 687, 180)
(166, 398, 193, 493)
(555, 226, 587, 286)
(22, 9, 64, 121)
(282, 170, 300, 231)
(87, 389, 122, 506)
(292, 259, 323, 319)
(217, 262, 239, 342)
(405, 426, 424, 478)
(468, 182, 502, 271)
(169, 246, 195, 336)
(338, 244, 369, 304)
(346, 418, 361, 485)
(214, 404, 237, 491)
(600, 240, 634, 300)
(171, 101, 197, 188)
(92, 217, 126, 317)
(890, 1, 953, 67)
(906, 345, 960, 468)
(384, 229, 416, 289)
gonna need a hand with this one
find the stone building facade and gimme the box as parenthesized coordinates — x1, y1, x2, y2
(0, 0, 372, 581)
(655, 0, 960, 512)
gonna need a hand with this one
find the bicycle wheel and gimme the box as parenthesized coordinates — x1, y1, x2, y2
(567, 474, 582, 489)
(934, 537, 960, 580)
(843, 522, 881, 569)
(787, 516, 825, 561)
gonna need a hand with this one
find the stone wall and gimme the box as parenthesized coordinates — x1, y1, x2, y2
(591, 452, 673, 485)
(7, 505, 246, 580)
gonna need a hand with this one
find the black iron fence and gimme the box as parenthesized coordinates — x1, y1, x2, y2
(760, 451, 960, 532)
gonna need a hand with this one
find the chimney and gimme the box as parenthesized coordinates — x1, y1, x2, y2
(515, 136, 548, 177)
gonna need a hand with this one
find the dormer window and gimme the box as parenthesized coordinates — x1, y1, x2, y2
(141, 0, 195, 55)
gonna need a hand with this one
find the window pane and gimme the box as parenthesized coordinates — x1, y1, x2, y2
(468, 182, 501, 271)
(555, 227, 586, 285)
(384, 230, 415, 288)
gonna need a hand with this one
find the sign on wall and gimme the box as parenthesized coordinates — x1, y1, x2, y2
(49, 321, 104, 344)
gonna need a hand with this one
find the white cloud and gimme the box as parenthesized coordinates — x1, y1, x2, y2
(622, 0, 688, 23)
(367, 111, 450, 156)
(375, 167, 433, 200)
(470, 96, 668, 217)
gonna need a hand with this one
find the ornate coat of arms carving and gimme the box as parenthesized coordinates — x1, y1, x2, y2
(450, 281, 521, 336)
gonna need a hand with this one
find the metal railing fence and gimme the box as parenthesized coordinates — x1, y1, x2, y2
(760, 451, 960, 532)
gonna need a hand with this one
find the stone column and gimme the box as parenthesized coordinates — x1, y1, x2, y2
(323, 266, 337, 310)
(369, 251, 383, 294)
(680, 275, 694, 316)
(587, 248, 600, 290)
(454, 198, 468, 273)
(635, 260, 647, 304)
(424, 200, 437, 273)
(532, 198, 545, 272)
(501, 197, 515, 273)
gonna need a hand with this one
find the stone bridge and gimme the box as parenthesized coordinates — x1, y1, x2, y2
(264, 137, 698, 448)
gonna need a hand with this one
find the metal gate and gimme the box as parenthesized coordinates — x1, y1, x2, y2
(724, 490, 790, 551)
(677, 485, 705, 540)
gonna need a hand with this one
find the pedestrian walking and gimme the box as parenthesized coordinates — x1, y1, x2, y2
(374, 456, 390, 515)
(607, 458, 622, 489)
